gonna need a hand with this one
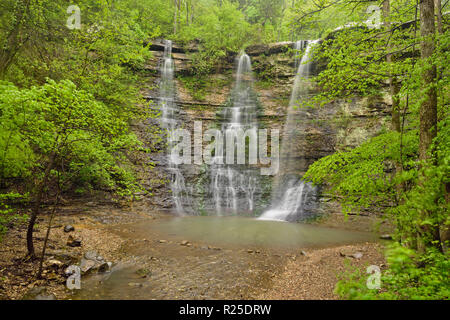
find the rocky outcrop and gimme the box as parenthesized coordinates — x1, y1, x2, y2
(246, 41, 294, 56)
(147, 38, 199, 53)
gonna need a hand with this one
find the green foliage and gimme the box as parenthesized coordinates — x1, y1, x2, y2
(178, 75, 208, 100)
(0, 79, 142, 197)
(0, 193, 28, 241)
(335, 244, 450, 300)
(174, 1, 253, 75)
(178, 1, 252, 51)
(304, 130, 418, 213)
(178, 74, 230, 101)
(392, 116, 450, 248)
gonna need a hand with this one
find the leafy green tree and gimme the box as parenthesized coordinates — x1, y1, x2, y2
(0, 79, 142, 257)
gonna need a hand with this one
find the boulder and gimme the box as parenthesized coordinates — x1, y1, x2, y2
(79, 258, 97, 274)
(78, 250, 112, 274)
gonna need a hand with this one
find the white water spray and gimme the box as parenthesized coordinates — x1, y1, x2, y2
(159, 40, 190, 214)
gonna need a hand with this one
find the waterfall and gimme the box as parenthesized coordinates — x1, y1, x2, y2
(210, 53, 259, 215)
(259, 40, 319, 222)
(159, 40, 190, 214)
(293, 40, 308, 71)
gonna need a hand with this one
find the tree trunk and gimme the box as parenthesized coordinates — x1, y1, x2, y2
(440, 182, 450, 252)
(434, 0, 447, 252)
(417, 0, 439, 252)
(0, 0, 31, 77)
(186, 0, 189, 26)
(435, 0, 443, 34)
(173, 0, 178, 35)
(382, 1, 401, 133)
(26, 151, 57, 258)
(37, 192, 59, 278)
(419, 0, 437, 162)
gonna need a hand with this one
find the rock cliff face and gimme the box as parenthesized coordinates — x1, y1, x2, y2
(141, 40, 391, 216)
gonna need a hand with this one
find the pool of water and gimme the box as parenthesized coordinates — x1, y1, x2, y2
(141, 216, 376, 249)
(70, 216, 377, 300)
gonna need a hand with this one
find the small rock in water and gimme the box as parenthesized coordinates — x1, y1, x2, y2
(380, 234, 393, 240)
(64, 225, 75, 233)
(300, 250, 307, 256)
(159, 240, 167, 243)
(136, 268, 151, 278)
(67, 235, 82, 247)
(180, 240, 190, 246)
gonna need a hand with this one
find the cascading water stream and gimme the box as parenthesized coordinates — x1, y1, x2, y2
(210, 53, 259, 215)
(259, 40, 319, 222)
(293, 40, 308, 71)
(158, 40, 190, 214)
